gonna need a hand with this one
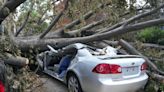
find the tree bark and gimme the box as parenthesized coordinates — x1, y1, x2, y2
(2, 53, 29, 67)
(122, 4, 164, 26)
(39, 12, 64, 39)
(64, 19, 105, 37)
(12, 18, 164, 52)
(39, 0, 70, 39)
(141, 43, 164, 50)
(15, 11, 31, 37)
(147, 71, 164, 83)
(44, 3, 110, 38)
(0, 0, 26, 24)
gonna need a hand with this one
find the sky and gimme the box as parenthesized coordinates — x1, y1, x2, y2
(127, 0, 146, 7)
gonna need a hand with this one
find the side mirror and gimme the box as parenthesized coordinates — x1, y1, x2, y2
(47, 45, 58, 53)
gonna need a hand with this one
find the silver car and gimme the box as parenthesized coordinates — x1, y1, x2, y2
(37, 43, 148, 92)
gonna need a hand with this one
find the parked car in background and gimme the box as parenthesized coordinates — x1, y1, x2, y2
(36, 43, 148, 92)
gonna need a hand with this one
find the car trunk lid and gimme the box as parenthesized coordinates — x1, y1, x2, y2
(96, 55, 145, 80)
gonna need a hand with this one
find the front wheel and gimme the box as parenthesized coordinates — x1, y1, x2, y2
(67, 74, 83, 92)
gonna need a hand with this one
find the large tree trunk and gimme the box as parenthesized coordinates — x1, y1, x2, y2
(3, 53, 29, 67)
(12, 18, 164, 51)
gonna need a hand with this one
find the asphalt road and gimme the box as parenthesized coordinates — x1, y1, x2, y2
(40, 75, 68, 92)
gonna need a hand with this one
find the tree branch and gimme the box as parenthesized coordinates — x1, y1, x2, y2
(3, 53, 29, 67)
(122, 4, 164, 27)
(97, 21, 124, 34)
(141, 43, 164, 50)
(15, 10, 31, 37)
(119, 39, 164, 75)
(64, 19, 105, 37)
(47, 3, 111, 38)
(0, 0, 26, 24)
(97, 4, 164, 34)
(39, 0, 70, 39)
(13, 18, 164, 51)
(37, 8, 49, 25)
(39, 12, 63, 39)
(147, 71, 164, 83)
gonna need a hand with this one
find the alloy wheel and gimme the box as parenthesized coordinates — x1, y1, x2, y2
(68, 76, 80, 92)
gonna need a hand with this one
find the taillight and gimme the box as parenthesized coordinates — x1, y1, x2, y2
(92, 63, 122, 74)
(141, 62, 147, 71)
(0, 81, 4, 92)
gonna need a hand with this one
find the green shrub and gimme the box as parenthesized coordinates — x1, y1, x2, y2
(137, 27, 164, 45)
(158, 38, 164, 45)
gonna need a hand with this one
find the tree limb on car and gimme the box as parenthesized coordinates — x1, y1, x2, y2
(11, 18, 164, 51)
(119, 39, 164, 75)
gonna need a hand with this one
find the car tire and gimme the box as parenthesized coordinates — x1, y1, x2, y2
(67, 74, 83, 92)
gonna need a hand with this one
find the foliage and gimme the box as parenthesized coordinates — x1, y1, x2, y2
(54, 0, 128, 30)
(0, 36, 21, 57)
(133, 42, 164, 92)
(6, 65, 46, 92)
(15, 0, 52, 35)
(1, 0, 164, 92)
(137, 27, 164, 45)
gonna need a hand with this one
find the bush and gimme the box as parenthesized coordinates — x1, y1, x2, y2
(137, 27, 164, 45)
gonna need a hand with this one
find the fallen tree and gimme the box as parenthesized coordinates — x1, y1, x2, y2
(119, 39, 164, 83)
(119, 39, 164, 76)
(12, 18, 164, 51)
(1, 0, 163, 75)
(0, 0, 163, 91)
(3, 53, 29, 67)
(7, 3, 164, 52)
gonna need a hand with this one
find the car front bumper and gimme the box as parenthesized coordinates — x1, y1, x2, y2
(81, 74, 148, 92)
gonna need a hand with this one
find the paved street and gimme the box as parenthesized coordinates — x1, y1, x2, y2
(40, 75, 68, 92)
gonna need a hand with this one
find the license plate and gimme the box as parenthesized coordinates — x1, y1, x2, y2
(122, 66, 138, 76)
(125, 67, 136, 72)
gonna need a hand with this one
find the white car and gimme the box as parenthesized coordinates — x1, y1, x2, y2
(37, 43, 148, 92)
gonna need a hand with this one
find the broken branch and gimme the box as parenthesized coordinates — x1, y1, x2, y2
(147, 71, 164, 83)
(119, 39, 164, 75)
(39, 0, 70, 39)
(3, 53, 29, 67)
(15, 10, 31, 37)
(46, 3, 110, 38)
(64, 19, 105, 37)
